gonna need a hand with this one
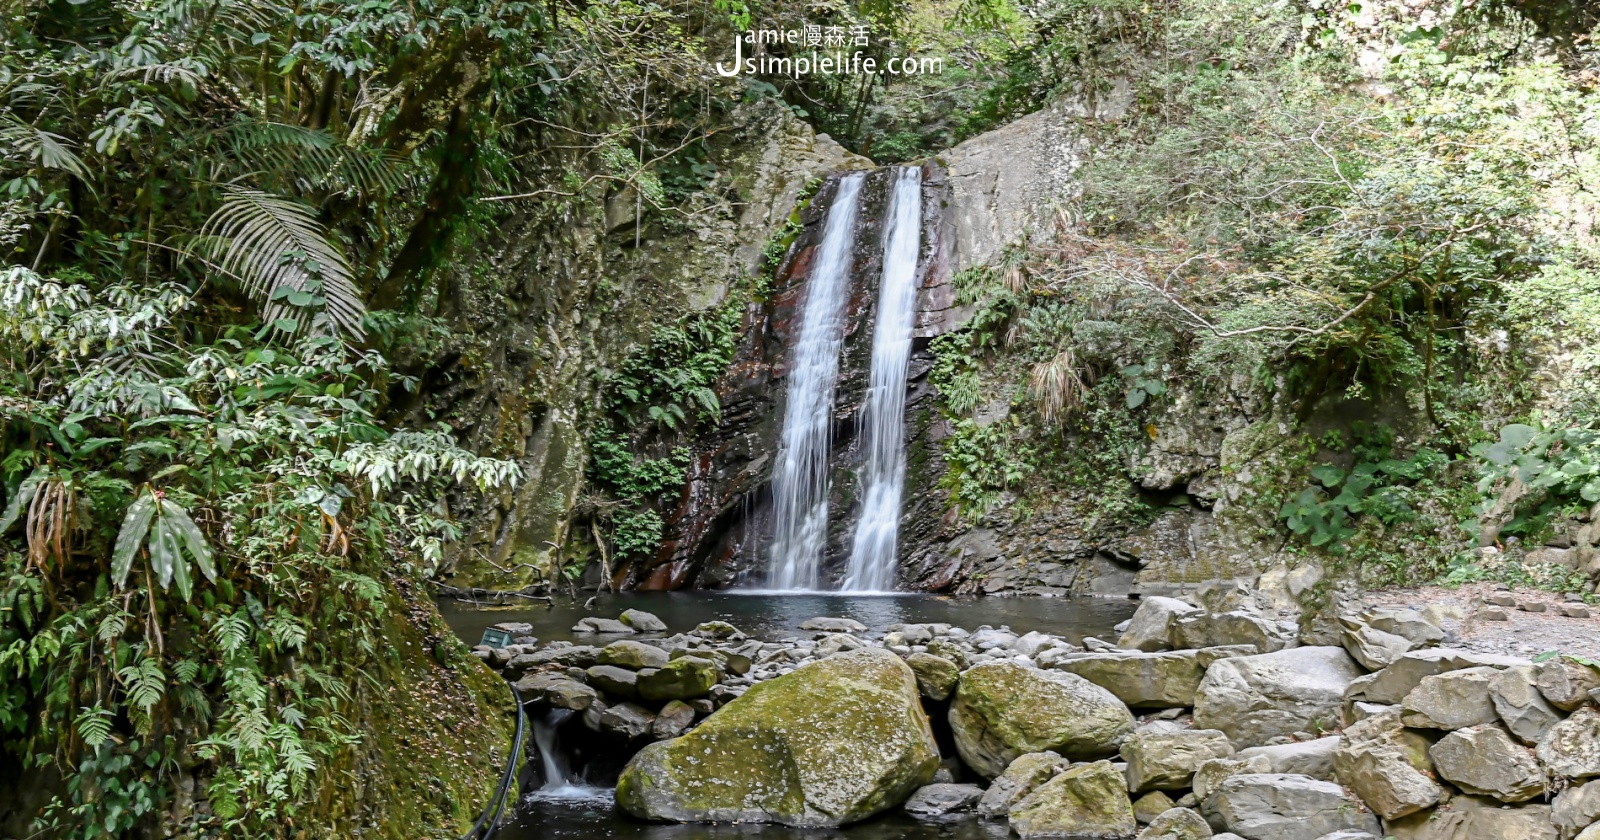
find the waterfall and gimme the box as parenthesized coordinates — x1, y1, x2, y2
(529, 709, 596, 798)
(843, 167, 922, 592)
(767, 173, 866, 591)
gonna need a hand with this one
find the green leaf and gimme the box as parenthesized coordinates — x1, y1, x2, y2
(75, 706, 114, 747)
(162, 500, 216, 583)
(150, 517, 181, 591)
(167, 523, 193, 601)
(1582, 480, 1600, 503)
(1310, 465, 1345, 487)
(1126, 388, 1147, 409)
(112, 493, 159, 588)
(1499, 424, 1537, 448)
(0, 468, 46, 533)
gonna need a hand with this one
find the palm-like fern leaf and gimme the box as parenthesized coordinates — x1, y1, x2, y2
(227, 121, 407, 197)
(1, 114, 89, 179)
(197, 188, 365, 337)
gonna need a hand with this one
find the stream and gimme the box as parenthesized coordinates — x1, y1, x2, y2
(441, 591, 1135, 839)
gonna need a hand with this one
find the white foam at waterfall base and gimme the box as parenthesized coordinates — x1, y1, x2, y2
(766, 173, 867, 591)
(843, 166, 922, 592)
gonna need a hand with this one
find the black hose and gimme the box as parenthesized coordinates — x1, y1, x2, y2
(460, 680, 526, 840)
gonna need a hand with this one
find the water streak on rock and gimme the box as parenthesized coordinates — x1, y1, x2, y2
(767, 173, 866, 590)
(844, 167, 923, 592)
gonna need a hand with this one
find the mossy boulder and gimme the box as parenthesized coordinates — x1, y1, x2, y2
(637, 656, 719, 701)
(615, 647, 939, 827)
(1008, 760, 1138, 839)
(906, 652, 960, 700)
(949, 661, 1135, 778)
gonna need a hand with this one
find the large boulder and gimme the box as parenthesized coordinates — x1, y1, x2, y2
(902, 783, 983, 817)
(1384, 796, 1558, 840)
(1430, 724, 1546, 803)
(1331, 712, 1441, 821)
(949, 661, 1136, 778)
(1340, 618, 1417, 671)
(598, 640, 670, 669)
(1122, 728, 1235, 792)
(1176, 611, 1296, 653)
(1538, 707, 1600, 779)
(619, 609, 668, 632)
(615, 648, 939, 826)
(1138, 807, 1213, 840)
(1362, 608, 1445, 646)
(976, 751, 1069, 818)
(1538, 658, 1600, 711)
(800, 616, 868, 634)
(905, 652, 959, 701)
(1492, 665, 1565, 745)
(599, 702, 655, 740)
(585, 664, 641, 699)
(1400, 667, 1500, 730)
(513, 672, 597, 710)
(637, 657, 719, 702)
(1119, 597, 1203, 652)
(1192, 756, 1272, 802)
(1353, 649, 1524, 705)
(1554, 780, 1600, 838)
(1236, 737, 1339, 780)
(1193, 647, 1362, 748)
(1009, 760, 1138, 839)
(1201, 774, 1381, 840)
(1046, 650, 1206, 709)
(573, 616, 636, 634)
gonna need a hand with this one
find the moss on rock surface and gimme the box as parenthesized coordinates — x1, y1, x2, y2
(302, 582, 516, 838)
(1007, 760, 1137, 839)
(949, 661, 1136, 778)
(615, 648, 939, 826)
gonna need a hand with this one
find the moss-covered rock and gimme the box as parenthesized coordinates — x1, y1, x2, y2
(906, 652, 960, 700)
(1008, 760, 1138, 839)
(637, 657, 719, 701)
(949, 661, 1135, 778)
(615, 647, 939, 826)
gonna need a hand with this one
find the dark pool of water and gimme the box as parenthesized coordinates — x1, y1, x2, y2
(440, 591, 1136, 647)
(495, 790, 1017, 840)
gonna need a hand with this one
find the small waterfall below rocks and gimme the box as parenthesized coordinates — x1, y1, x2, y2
(767, 173, 866, 591)
(528, 709, 604, 800)
(843, 167, 923, 592)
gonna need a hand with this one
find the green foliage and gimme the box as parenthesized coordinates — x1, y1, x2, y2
(110, 490, 217, 602)
(586, 300, 745, 559)
(1473, 421, 1600, 539)
(940, 417, 1034, 515)
(1278, 426, 1447, 552)
(0, 265, 518, 835)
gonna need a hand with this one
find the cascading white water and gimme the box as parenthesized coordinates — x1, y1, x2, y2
(843, 167, 922, 592)
(767, 173, 866, 591)
(529, 709, 602, 799)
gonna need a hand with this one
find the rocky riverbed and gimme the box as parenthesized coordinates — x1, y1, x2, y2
(472, 595, 1600, 839)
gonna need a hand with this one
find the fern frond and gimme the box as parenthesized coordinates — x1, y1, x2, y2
(0, 115, 89, 179)
(107, 62, 208, 91)
(226, 120, 407, 197)
(75, 706, 115, 747)
(196, 188, 365, 337)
